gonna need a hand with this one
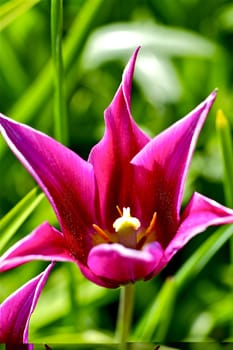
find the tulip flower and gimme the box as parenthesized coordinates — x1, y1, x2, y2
(0, 263, 53, 344)
(1, 48, 233, 288)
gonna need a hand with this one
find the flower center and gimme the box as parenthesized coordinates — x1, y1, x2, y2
(113, 207, 140, 248)
(92, 207, 157, 250)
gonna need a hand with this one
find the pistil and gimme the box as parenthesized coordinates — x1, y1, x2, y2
(113, 207, 140, 249)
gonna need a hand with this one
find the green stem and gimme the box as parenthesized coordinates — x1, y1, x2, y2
(51, 0, 68, 145)
(115, 283, 135, 348)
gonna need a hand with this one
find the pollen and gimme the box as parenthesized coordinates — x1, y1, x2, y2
(113, 207, 141, 233)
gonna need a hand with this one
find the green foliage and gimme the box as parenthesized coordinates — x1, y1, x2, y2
(0, 186, 44, 252)
(1, 0, 233, 345)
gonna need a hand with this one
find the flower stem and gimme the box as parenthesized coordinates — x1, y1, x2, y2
(115, 283, 135, 348)
(51, 0, 68, 145)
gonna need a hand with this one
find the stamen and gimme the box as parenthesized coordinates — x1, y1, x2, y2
(136, 212, 157, 249)
(93, 224, 111, 242)
(116, 205, 123, 216)
(145, 212, 157, 236)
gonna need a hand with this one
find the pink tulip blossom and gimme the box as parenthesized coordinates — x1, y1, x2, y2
(0, 263, 53, 344)
(1, 48, 233, 288)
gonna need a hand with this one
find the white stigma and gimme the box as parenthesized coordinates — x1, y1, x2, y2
(113, 207, 141, 233)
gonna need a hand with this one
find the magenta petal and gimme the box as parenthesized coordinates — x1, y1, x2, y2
(0, 263, 53, 343)
(0, 114, 95, 263)
(165, 192, 233, 262)
(78, 263, 120, 289)
(87, 242, 163, 284)
(88, 48, 150, 228)
(131, 91, 217, 247)
(0, 222, 76, 272)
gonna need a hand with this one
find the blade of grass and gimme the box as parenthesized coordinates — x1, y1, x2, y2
(133, 224, 233, 341)
(0, 0, 103, 159)
(51, 0, 68, 145)
(50, 1, 75, 330)
(133, 277, 175, 341)
(0, 34, 29, 96)
(1, 0, 103, 129)
(0, 0, 41, 31)
(216, 110, 233, 207)
(216, 109, 233, 336)
(0, 187, 44, 252)
(174, 225, 233, 291)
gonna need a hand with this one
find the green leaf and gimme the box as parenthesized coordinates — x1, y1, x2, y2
(133, 225, 233, 341)
(188, 291, 233, 340)
(32, 329, 113, 344)
(0, 0, 41, 31)
(51, 0, 68, 145)
(0, 0, 104, 160)
(29, 264, 118, 331)
(0, 187, 44, 252)
(133, 278, 176, 341)
(0, 34, 29, 96)
(175, 225, 233, 292)
(216, 110, 233, 336)
(218, 4, 233, 31)
(216, 110, 233, 208)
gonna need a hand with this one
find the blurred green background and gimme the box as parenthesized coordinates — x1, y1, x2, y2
(0, 0, 233, 345)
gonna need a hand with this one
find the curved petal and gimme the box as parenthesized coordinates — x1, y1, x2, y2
(0, 263, 53, 343)
(0, 114, 95, 263)
(165, 192, 233, 262)
(0, 222, 76, 272)
(78, 263, 120, 289)
(87, 242, 163, 284)
(0, 222, 118, 289)
(88, 47, 150, 228)
(131, 91, 217, 247)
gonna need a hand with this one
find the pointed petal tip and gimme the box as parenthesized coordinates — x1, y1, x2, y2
(189, 89, 217, 126)
(123, 46, 140, 77)
(117, 46, 142, 113)
(0, 222, 76, 272)
(132, 45, 141, 58)
(198, 89, 217, 122)
(205, 89, 218, 109)
(210, 88, 218, 101)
